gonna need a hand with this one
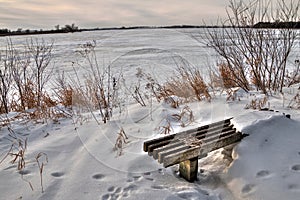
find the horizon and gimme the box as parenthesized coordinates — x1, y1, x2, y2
(0, 0, 228, 30)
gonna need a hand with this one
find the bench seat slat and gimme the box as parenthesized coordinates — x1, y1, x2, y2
(163, 132, 242, 167)
(158, 129, 237, 163)
(152, 125, 234, 159)
(145, 121, 232, 153)
(143, 118, 233, 152)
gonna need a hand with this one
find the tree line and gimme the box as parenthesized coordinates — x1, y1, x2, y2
(0, 24, 80, 37)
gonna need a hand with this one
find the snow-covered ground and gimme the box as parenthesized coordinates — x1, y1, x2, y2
(0, 84, 299, 200)
(0, 29, 300, 200)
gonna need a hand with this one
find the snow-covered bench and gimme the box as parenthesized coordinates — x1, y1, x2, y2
(143, 118, 246, 182)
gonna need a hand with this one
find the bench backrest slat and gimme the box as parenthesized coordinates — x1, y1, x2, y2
(143, 118, 243, 169)
(158, 129, 237, 163)
(163, 132, 242, 167)
(143, 119, 232, 152)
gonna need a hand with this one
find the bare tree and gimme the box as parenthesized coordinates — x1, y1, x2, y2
(75, 41, 121, 123)
(27, 38, 54, 108)
(0, 40, 14, 113)
(205, 0, 299, 94)
(8, 40, 32, 110)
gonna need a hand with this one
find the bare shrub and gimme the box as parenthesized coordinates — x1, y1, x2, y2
(131, 84, 146, 106)
(0, 38, 56, 118)
(75, 41, 121, 123)
(286, 59, 300, 87)
(0, 40, 13, 114)
(27, 38, 54, 108)
(54, 71, 74, 107)
(205, 0, 299, 94)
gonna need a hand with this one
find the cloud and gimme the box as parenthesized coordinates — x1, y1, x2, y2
(0, 0, 228, 29)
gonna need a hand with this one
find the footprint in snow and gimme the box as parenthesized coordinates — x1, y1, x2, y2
(291, 164, 300, 171)
(51, 172, 65, 178)
(151, 185, 165, 190)
(114, 187, 122, 194)
(158, 168, 164, 174)
(145, 177, 154, 181)
(256, 170, 271, 178)
(143, 171, 151, 176)
(132, 175, 142, 181)
(101, 194, 110, 200)
(288, 184, 299, 191)
(107, 186, 115, 192)
(102, 184, 137, 200)
(241, 184, 255, 194)
(127, 173, 143, 182)
(176, 189, 209, 200)
(18, 169, 31, 175)
(92, 173, 105, 180)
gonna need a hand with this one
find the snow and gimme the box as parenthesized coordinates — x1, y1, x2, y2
(228, 115, 300, 200)
(1, 90, 299, 200)
(0, 29, 300, 200)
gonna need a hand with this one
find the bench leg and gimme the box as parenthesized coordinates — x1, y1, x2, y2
(179, 157, 198, 182)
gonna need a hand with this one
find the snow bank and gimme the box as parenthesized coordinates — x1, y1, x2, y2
(227, 115, 300, 200)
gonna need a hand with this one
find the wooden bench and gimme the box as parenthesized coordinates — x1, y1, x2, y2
(143, 118, 246, 182)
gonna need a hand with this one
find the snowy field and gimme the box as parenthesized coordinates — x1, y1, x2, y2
(0, 29, 300, 200)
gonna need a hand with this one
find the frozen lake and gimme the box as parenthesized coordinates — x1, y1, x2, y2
(0, 28, 299, 81)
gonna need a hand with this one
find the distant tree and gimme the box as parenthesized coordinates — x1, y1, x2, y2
(0, 29, 9, 34)
(63, 23, 78, 32)
(54, 25, 60, 30)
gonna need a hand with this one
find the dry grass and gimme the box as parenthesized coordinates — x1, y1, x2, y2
(218, 62, 238, 89)
(36, 152, 48, 193)
(225, 87, 241, 101)
(0, 126, 35, 191)
(158, 119, 173, 135)
(113, 128, 128, 156)
(0, 124, 50, 193)
(164, 96, 179, 108)
(288, 92, 300, 109)
(163, 65, 211, 102)
(172, 105, 195, 127)
(245, 96, 268, 110)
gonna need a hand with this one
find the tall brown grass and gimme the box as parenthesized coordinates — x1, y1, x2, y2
(164, 65, 211, 102)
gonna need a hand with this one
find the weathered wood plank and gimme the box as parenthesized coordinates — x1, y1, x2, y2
(158, 129, 237, 163)
(143, 134, 175, 152)
(152, 125, 234, 159)
(163, 133, 242, 167)
(145, 121, 232, 154)
(179, 157, 198, 182)
(143, 118, 232, 152)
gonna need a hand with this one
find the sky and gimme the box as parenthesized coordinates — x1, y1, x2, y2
(0, 0, 228, 30)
